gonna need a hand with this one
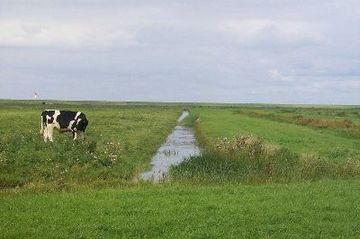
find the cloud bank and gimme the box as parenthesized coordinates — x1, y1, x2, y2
(1, 0, 359, 104)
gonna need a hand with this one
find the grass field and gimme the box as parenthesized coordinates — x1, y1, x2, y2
(1, 101, 359, 238)
(1, 180, 359, 238)
(191, 107, 360, 159)
(0, 100, 180, 189)
(171, 107, 360, 183)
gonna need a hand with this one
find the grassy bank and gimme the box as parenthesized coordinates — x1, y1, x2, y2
(1, 179, 359, 238)
(171, 107, 360, 183)
(0, 101, 179, 189)
(190, 108, 360, 160)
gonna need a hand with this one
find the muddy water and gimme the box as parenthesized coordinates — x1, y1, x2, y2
(140, 111, 200, 183)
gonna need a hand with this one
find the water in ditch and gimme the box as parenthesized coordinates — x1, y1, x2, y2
(140, 111, 200, 183)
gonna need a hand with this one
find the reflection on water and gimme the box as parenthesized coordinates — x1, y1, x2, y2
(140, 111, 200, 183)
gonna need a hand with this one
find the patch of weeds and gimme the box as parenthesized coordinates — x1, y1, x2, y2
(171, 135, 299, 183)
(171, 135, 360, 184)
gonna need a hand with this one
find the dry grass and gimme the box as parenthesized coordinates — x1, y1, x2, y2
(299, 153, 360, 180)
(241, 111, 360, 138)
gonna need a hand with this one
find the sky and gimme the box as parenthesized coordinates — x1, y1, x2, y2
(1, 0, 360, 104)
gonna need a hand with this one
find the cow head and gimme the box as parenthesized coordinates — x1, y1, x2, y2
(75, 117, 88, 132)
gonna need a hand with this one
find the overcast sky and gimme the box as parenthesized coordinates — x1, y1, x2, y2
(1, 0, 360, 104)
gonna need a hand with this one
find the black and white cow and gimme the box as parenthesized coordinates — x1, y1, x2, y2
(40, 110, 88, 142)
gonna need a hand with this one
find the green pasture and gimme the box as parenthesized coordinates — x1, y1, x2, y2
(0, 101, 179, 188)
(247, 106, 360, 123)
(1, 180, 359, 238)
(192, 107, 360, 160)
(171, 107, 360, 183)
(1, 101, 359, 238)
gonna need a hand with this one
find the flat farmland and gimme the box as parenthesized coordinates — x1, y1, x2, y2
(1, 101, 359, 238)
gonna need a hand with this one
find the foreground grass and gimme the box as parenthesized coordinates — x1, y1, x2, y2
(0, 101, 179, 188)
(1, 179, 359, 238)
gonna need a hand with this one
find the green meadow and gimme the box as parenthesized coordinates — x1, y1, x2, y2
(1, 180, 359, 238)
(171, 107, 360, 184)
(0, 101, 180, 188)
(1, 101, 359, 238)
(190, 107, 360, 158)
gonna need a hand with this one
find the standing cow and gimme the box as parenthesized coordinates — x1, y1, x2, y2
(40, 110, 88, 142)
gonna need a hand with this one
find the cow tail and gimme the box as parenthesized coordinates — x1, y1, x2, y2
(40, 115, 44, 134)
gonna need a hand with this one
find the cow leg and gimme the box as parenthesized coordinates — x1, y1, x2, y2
(40, 116, 44, 135)
(77, 131, 85, 140)
(73, 131, 78, 140)
(47, 125, 54, 142)
(43, 126, 48, 142)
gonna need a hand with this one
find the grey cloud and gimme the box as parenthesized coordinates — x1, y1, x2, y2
(0, 0, 359, 104)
